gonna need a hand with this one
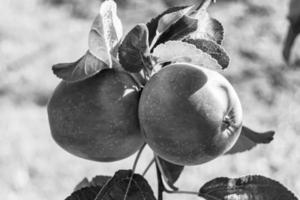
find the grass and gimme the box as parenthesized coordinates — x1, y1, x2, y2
(1, 0, 300, 199)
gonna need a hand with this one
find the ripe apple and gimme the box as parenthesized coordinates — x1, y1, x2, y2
(139, 63, 243, 165)
(47, 69, 144, 162)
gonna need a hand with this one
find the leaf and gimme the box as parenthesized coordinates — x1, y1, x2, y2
(66, 186, 102, 200)
(88, 0, 123, 67)
(156, 156, 184, 191)
(187, 3, 224, 44)
(199, 175, 298, 200)
(184, 38, 230, 69)
(74, 178, 91, 192)
(52, 51, 108, 82)
(118, 24, 153, 73)
(91, 176, 112, 187)
(156, 6, 194, 37)
(74, 176, 112, 192)
(153, 15, 198, 49)
(68, 176, 112, 200)
(226, 126, 275, 155)
(153, 40, 222, 70)
(53, 0, 123, 82)
(95, 170, 156, 200)
(146, 6, 192, 44)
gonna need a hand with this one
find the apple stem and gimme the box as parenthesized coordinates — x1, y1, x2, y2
(156, 161, 165, 200)
(123, 143, 146, 200)
(142, 157, 155, 176)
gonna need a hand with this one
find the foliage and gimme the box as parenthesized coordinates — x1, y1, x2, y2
(47, 0, 299, 200)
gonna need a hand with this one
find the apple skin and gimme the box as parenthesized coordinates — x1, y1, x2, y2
(47, 69, 144, 162)
(139, 63, 243, 165)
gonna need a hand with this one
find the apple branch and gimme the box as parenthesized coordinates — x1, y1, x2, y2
(123, 143, 146, 200)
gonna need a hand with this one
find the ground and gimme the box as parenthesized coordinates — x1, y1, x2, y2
(1, 0, 300, 199)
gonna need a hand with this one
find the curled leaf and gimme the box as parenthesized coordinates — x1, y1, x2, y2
(199, 175, 298, 200)
(156, 6, 194, 36)
(153, 16, 198, 49)
(89, 0, 123, 67)
(156, 156, 184, 191)
(146, 6, 193, 47)
(153, 40, 222, 70)
(184, 38, 230, 69)
(119, 24, 153, 73)
(52, 51, 108, 82)
(187, 1, 224, 44)
(226, 126, 275, 155)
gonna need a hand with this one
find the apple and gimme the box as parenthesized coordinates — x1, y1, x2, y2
(139, 63, 243, 165)
(47, 69, 144, 162)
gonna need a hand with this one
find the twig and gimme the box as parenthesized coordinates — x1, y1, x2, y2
(142, 157, 155, 176)
(123, 143, 146, 200)
(155, 161, 164, 200)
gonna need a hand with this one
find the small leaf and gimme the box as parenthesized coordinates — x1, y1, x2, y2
(226, 126, 275, 155)
(52, 51, 108, 82)
(156, 6, 194, 36)
(66, 186, 102, 200)
(153, 15, 198, 49)
(119, 24, 153, 73)
(95, 170, 156, 200)
(89, 0, 123, 67)
(153, 40, 222, 70)
(184, 38, 230, 69)
(199, 175, 298, 200)
(156, 156, 184, 191)
(146, 6, 192, 44)
(187, 3, 224, 44)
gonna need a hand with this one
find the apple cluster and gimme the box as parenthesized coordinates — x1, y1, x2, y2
(47, 0, 243, 166)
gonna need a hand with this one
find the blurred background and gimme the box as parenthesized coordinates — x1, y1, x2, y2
(1, 0, 300, 199)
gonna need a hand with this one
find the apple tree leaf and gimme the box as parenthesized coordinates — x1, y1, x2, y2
(199, 175, 298, 200)
(153, 41, 222, 70)
(184, 38, 229, 69)
(226, 126, 275, 154)
(66, 186, 102, 200)
(226, 126, 275, 155)
(118, 24, 153, 73)
(95, 170, 156, 200)
(74, 176, 112, 192)
(89, 0, 123, 67)
(153, 15, 198, 49)
(146, 6, 193, 45)
(67, 176, 112, 200)
(52, 51, 108, 82)
(187, 1, 224, 44)
(156, 156, 184, 191)
(52, 0, 123, 82)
